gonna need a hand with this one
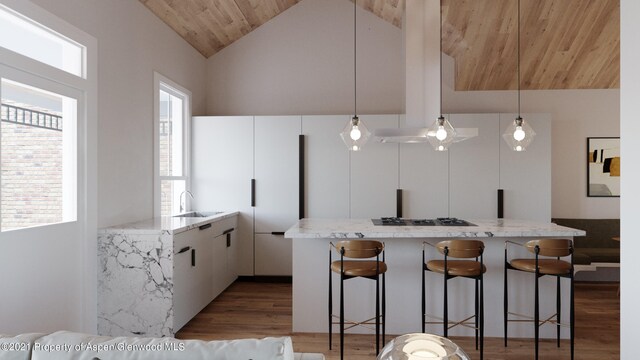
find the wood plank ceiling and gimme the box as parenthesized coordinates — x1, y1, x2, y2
(442, 0, 619, 90)
(140, 0, 619, 90)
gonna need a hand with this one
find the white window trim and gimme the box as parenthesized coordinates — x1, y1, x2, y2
(153, 71, 192, 217)
(0, 0, 97, 332)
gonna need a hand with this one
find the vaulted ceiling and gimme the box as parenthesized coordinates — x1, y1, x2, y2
(140, 0, 619, 90)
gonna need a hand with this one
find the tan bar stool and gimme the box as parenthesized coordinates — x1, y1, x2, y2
(422, 240, 486, 360)
(504, 239, 574, 360)
(329, 240, 386, 360)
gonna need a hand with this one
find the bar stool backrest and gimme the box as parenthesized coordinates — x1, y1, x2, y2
(436, 240, 484, 259)
(334, 240, 384, 259)
(525, 239, 573, 257)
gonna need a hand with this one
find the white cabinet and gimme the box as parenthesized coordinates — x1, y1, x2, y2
(173, 227, 210, 331)
(350, 115, 400, 218)
(499, 113, 552, 222)
(255, 233, 292, 276)
(192, 116, 254, 276)
(399, 140, 449, 219)
(302, 115, 350, 218)
(449, 114, 500, 219)
(254, 116, 301, 233)
(254, 116, 301, 275)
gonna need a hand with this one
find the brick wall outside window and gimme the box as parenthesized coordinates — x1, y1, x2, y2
(1, 121, 63, 230)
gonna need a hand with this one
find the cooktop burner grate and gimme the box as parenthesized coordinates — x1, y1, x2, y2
(371, 217, 476, 226)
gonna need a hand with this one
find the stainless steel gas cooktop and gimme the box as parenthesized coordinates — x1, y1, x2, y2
(371, 217, 476, 226)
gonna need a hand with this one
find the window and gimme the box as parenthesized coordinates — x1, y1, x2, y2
(0, 3, 88, 232)
(0, 4, 85, 77)
(154, 73, 191, 217)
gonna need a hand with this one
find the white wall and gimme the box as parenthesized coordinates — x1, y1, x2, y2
(206, 0, 404, 116)
(31, 0, 208, 228)
(620, 1, 640, 358)
(441, 55, 620, 219)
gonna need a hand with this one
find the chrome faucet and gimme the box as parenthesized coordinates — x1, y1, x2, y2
(179, 190, 194, 214)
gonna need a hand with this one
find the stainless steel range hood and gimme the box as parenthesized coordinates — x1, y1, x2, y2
(374, 127, 479, 144)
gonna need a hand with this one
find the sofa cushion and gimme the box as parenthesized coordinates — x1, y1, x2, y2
(31, 331, 294, 360)
(0, 333, 45, 360)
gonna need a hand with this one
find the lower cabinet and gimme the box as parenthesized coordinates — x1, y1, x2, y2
(173, 215, 239, 332)
(255, 233, 292, 276)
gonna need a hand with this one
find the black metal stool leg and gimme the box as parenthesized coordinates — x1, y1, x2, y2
(382, 272, 386, 346)
(504, 251, 509, 347)
(534, 272, 540, 360)
(475, 278, 479, 350)
(443, 273, 448, 338)
(480, 274, 484, 360)
(340, 273, 344, 360)
(422, 261, 426, 333)
(557, 275, 561, 348)
(376, 273, 380, 355)
(329, 265, 332, 350)
(570, 274, 575, 360)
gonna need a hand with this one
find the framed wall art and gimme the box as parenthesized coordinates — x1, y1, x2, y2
(587, 137, 620, 197)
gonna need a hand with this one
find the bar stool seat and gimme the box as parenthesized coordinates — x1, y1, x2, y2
(426, 260, 486, 277)
(510, 259, 572, 275)
(331, 260, 388, 277)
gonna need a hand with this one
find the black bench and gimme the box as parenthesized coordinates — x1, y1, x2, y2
(552, 218, 620, 267)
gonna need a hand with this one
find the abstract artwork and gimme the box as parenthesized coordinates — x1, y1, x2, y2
(587, 137, 620, 197)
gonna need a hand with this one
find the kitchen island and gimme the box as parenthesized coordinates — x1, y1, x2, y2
(285, 218, 585, 338)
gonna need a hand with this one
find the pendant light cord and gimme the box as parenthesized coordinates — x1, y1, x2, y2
(354, 0, 357, 118)
(517, 0, 521, 118)
(440, 0, 443, 118)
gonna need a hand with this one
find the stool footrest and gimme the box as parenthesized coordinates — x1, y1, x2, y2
(506, 311, 570, 328)
(424, 313, 478, 331)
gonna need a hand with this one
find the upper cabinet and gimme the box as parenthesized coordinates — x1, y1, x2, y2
(254, 116, 302, 233)
(499, 113, 552, 222)
(448, 114, 500, 219)
(350, 115, 400, 218)
(302, 115, 350, 219)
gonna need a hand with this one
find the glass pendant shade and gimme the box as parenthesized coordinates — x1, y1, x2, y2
(502, 116, 536, 152)
(340, 116, 371, 151)
(377, 333, 470, 360)
(427, 116, 457, 151)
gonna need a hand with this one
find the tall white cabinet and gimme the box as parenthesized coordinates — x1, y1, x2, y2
(499, 113, 552, 222)
(254, 116, 301, 275)
(448, 114, 500, 219)
(350, 115, 400, 218)
(302, 115, 350, 218)
(192, 116, 254, 276)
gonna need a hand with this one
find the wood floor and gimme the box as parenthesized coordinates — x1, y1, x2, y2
(176, 281, 619, 360)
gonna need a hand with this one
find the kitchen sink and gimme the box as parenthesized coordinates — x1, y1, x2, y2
(173, 211, 223, 218)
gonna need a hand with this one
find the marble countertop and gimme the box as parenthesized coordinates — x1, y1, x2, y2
(99, 211, 239, 235)
(285, 218, 586, 239)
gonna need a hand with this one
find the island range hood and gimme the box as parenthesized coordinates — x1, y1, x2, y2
(373, 0, 477, 145)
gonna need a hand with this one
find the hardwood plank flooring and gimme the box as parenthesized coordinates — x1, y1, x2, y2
(177, 281, 619, 359)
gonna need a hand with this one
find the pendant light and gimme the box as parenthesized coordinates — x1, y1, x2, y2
(427, 0, 456, 152)
(340, 0, 371, 151)
(503, 0, 535, 152)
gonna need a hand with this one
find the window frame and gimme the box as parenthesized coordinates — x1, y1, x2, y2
(153, 71, 192, 217)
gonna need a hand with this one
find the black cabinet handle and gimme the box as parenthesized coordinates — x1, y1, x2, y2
(223, 227, 235, 235)
(191, 249, 196, 267)
(177, 246, 191, 254)
(299, 134, 305, 220)
(251, 179, 256, 207)
(498, 189, 504, 219)
(199, 223, 211, 230)
(396, 189, 403, 218)
(226, 233, 231, 247)
(271, 232, 285, 236)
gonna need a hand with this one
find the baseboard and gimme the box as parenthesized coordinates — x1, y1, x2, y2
(237, 275, 293, 283)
